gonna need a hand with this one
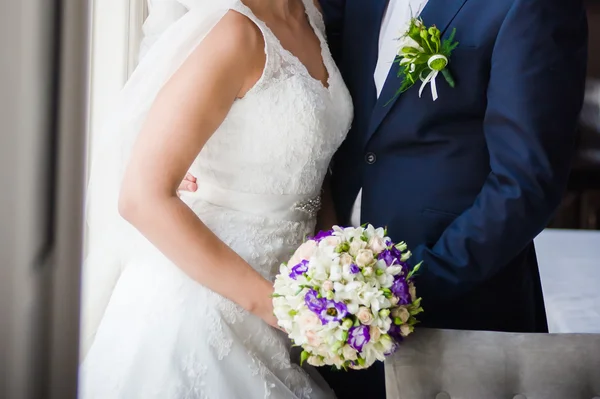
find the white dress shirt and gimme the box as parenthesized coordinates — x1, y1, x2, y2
(349, 0, 430, 227)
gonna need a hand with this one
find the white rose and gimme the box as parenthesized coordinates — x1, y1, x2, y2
(355, 249, 375, 267)
(409, 282, 417, 302)
(349, 239, 367, 256)
(400, 324, 413, 337)
(330, 354, 345, 368)
(390, 296, 399, 306)
(308, 356, 325, 367)
(356, 307, 374, 325)
(321, 236, 342, 248)
(368, 236, 387, 254)
(391, 307, 410, 323)
(289, 240, 317, 266)
(370, 326, 381, 342)
(322, 280, 333, 292)
(297, 311, 321, 330)
(306, 330, 323, 347)
(341, 345, 358, 361)
(339, 253, 354, 267)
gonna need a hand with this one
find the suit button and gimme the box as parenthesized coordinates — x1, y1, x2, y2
(435, 393, 451, 399)
(365, 152, 376, 164)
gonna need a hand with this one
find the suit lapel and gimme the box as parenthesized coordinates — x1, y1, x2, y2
(366, 0, 469, 143)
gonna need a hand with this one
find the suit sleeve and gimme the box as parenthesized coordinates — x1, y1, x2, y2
(411, 0, 588, 307)
(319, 0, 346, 63)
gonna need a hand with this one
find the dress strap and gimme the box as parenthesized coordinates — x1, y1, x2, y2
(229, 1, 279, 94)
(300, 0, 326, 37)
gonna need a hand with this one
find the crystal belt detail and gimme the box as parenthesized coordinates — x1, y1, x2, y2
(292, 196, 321, 218)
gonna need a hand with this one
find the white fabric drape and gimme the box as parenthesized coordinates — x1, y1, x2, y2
(80, 0, 236, 360)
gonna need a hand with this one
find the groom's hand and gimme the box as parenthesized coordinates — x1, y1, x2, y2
(178, 173, 197, 192)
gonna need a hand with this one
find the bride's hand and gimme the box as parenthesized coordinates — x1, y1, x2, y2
(251, 285, 285, 332)
(178, 173, 197, 192)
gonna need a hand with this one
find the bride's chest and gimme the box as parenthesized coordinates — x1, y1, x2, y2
(208, 71, 352, 161)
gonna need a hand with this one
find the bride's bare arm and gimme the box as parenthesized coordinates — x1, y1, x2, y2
(118, 12, 278, 327)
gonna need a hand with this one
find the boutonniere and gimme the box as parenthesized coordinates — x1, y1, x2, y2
(391, 17, 459, 102)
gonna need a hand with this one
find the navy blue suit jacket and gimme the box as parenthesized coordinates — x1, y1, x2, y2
(319, 1, 587, 397)
(323, 0, 587, 331)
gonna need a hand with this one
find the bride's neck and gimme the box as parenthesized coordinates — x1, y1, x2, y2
(243, 0, 295, 20)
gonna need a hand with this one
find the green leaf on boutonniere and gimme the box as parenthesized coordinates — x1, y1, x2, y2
(386, 17, 459, 104)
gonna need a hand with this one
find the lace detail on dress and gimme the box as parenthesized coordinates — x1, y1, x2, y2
(176, 353, 209, 399)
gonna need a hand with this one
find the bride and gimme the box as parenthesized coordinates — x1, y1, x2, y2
(79, 0, 352, 397)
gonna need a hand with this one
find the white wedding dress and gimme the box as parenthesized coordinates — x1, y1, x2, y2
(79, 0, 353, 398)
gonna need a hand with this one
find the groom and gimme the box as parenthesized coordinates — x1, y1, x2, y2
(317, 0, 588, 398)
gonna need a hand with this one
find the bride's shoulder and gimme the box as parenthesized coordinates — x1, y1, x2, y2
(175, 9, 266, 97)
(186, 9, 266, 79)
(203, 10, 265, 57)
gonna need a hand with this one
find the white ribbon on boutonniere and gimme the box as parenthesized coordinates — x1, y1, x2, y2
(418, 54, 449, 101)
(387, 17, 459, 103)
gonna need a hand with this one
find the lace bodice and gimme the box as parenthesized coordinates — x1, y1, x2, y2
(189, 0, 353, 199)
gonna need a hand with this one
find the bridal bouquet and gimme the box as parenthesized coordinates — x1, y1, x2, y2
(272, 225, 423, 370)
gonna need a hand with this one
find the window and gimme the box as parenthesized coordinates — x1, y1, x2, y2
(87, 0, 147, 167)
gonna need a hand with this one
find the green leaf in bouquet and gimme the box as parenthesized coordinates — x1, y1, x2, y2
(406, 261, 423, 279)
(395, 241, 408, 252)
(393, 317, 403, 326)
(331, 341, 344, 352)
(341, 331, 349, 342)
(294, 284, 313, 296)
(356, 357, 366, 367)
(270, 293, 284, 298)
(382, 288, 392, 298)
(335, 242, 350, 253)
(300, 350, 310, 366)
(288, 309, 298, 316)
(409, 297, 422, 308)
(409, 306, 424, 319)
(408, 318, 420, 327)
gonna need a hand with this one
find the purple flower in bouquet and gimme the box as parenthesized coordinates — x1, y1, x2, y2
(349, 263, 360, 274)
(319, 300, 348, 324)
(384, 340, 400, 356)
(379, 246, 409, 271)
(390, 246, 410, 274)
(289, 260, 309, 280)
(348, 325, 370, 351)
(313, 229, 334, 242)
(388, 324, 404, 342)
(304, 289, 325, 313)
(378, 249, 396, 266)
(391, 276, 411, 305)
